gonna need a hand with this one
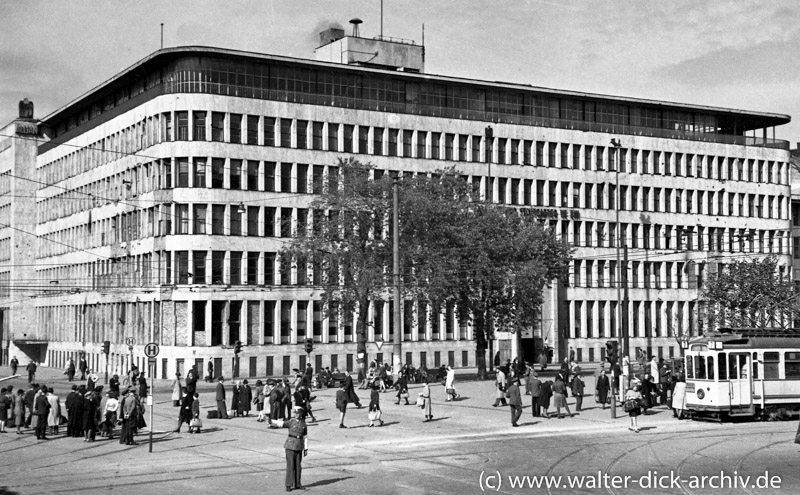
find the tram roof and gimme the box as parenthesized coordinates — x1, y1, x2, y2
(688, 328, 800, 350)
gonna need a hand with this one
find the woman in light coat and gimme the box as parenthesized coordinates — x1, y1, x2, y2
(171, 373, 182, 407)
(13, 389, 25, 434)
(444, 366, 458, 401)
(46, 388, 62, 435)
(421, 379, 433, 422)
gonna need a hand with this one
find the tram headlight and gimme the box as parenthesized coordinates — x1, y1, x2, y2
(696, 388, 705, 400)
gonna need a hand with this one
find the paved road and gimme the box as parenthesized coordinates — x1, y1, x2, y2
(0, 367, 797, 494)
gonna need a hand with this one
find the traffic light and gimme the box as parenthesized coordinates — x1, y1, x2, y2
(102, 340, 110, 355)
(304, 338, 313, 354)
(606, 340, 619, 364)
(234, 340, 242, 355)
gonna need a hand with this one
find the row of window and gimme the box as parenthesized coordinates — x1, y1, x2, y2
(687, 351, 800, 380)
(38, 298, 472, 348)
(56, 55, 784, 153)
(39, 154, 789, 227)
(38, 198, 792, 261)
(49, 349, 472, 383)
(569, 299, 695, 340)
(40, 110, 789, 198)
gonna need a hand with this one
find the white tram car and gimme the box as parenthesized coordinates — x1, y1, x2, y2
(682, 328, 800, 420)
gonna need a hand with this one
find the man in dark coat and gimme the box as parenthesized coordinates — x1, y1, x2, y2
(215, 377, 229, 419)
(293, 383, 316, 422)
(538, 380, 553, 418)
(119, 387, 139, 445)
(67, 385, 86, 437)
(66, 359, 76, 382)
(240, 379, 253, 417)
(231, 381, 241, 417)
(174, 388, 193, 433)
(505, 378, 523, 427)
(9, 356, 18, 375)
(529, 373, 542, 417)
(185, 366, 198, 394)
(23, 384, 36, 427)
(79, 357, 88, 380)
(268, 406, 308, 491)
(303, 363, 314, 389)
(109, 374, 120, 394)
(571, 371, 585, 412)
(640, 375, 653, 414)
(596, 370, 611, 409)
(82, 388, 100, 442)
(269, 382, 284, 420)
(34, 386, 50, 440)
(343, 374, 361, 408)
(26, 361, 37, 384)
(282, 379, 293, 419)
(64, 385, 78, 436)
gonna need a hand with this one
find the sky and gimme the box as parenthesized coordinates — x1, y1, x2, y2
(1, 0, 799, 145)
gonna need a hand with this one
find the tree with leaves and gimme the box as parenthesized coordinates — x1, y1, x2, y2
(280, 158, 394, 376)
(699, 255, 797, 331)
(282, 160, 571, 380)
(398, 170, 572, 380)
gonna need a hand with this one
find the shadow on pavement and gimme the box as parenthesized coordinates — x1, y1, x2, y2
(305, 476, 354, 489)
(424, 417, 449, 422)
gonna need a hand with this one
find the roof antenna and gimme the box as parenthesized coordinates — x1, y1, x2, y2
(350, 18, 362, 37)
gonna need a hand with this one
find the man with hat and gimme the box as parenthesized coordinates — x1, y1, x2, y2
(505, 378, 523, 427)
(119, 386, 139, 445)
(571, 368, 585, 412)
(34, 385, 50, 440)
(67, 385, 85, 437)
(529, 372, 542, 417)
(268, 406, 309, 492)
(215, 376, 229, 419)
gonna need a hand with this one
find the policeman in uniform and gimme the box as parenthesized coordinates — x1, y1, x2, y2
(268, 406, 308, 491)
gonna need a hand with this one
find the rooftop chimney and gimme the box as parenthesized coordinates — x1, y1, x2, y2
(318, 27, 345, 47)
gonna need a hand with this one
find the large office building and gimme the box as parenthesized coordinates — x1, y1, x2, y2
(0, 26, 792, 378)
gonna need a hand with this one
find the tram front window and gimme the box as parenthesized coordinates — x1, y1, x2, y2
(729, 354, 739, 379)
(695, 355, 707, 379)
(707, 356, 714, 380)
(686, 356, 694, 379)
(739, 354, 749, 379)
(718, 352, 727, 380)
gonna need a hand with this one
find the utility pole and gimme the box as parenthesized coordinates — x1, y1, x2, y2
(484, 126, 494, 372)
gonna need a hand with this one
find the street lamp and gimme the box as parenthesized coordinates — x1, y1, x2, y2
(610, 138, 623, 417)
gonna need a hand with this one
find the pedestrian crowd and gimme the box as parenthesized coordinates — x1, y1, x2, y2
(3, 351, 685, 492)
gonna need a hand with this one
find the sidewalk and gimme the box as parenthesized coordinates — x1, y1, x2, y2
(0, 363, 681, 438)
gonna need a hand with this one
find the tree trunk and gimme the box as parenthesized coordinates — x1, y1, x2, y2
(356, 297, 369, 376)
(474, 311, 489, 380)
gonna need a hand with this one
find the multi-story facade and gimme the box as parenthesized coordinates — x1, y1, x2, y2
(0, 32, 792, 377)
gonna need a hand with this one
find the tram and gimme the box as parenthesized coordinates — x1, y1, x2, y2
(681, 328, 800, 420)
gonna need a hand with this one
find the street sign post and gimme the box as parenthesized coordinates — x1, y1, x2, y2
(144, 342, 159, 453)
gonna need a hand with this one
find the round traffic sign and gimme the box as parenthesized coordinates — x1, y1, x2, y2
(144, 342, 160, 358)
(125, 337, 136, 346)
